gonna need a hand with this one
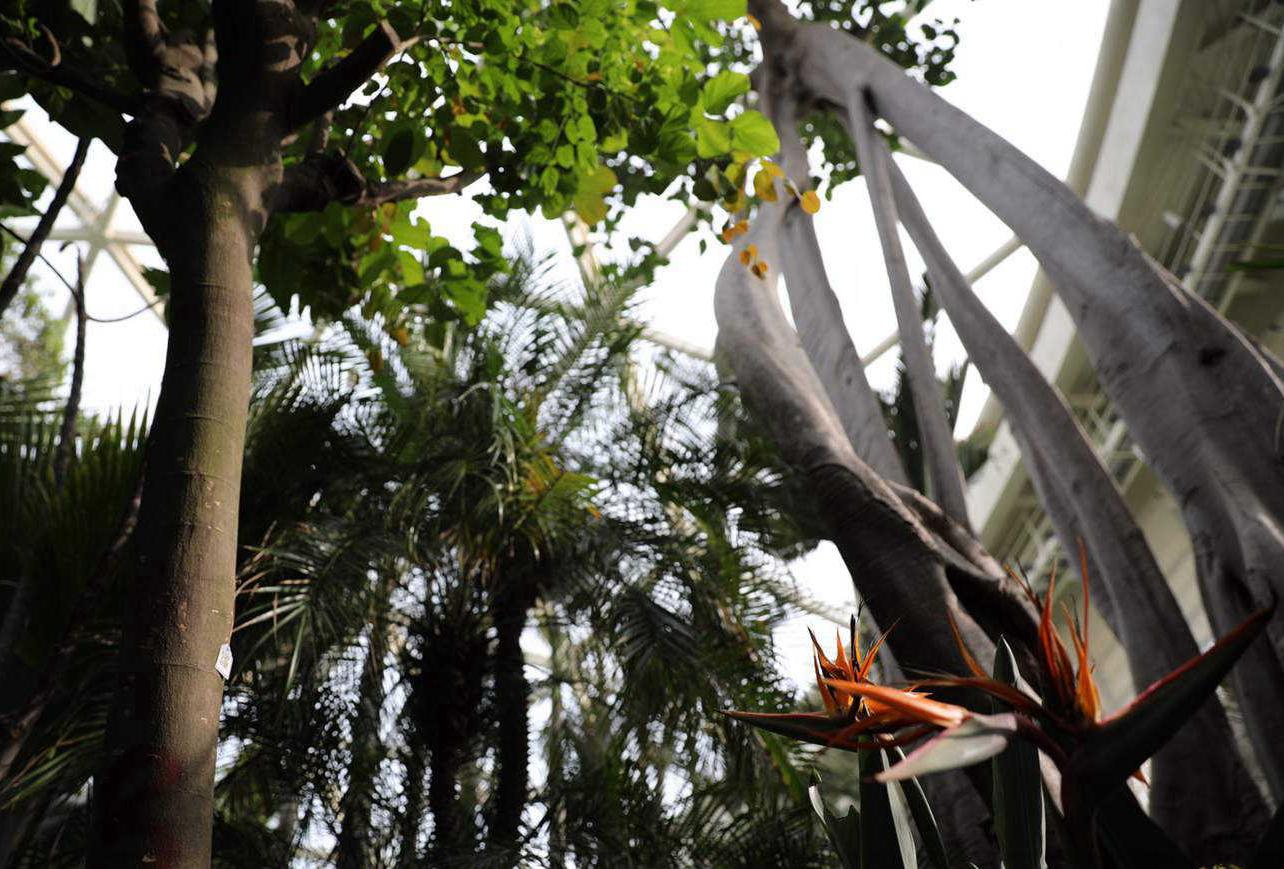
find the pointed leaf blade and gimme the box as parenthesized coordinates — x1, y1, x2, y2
(888, 747, 948, 869)
(991, 638, 1046, 869)
(877, 713, 1016, 783)
(859, 749, 914, 869)
(1071, 605, 1273, 799)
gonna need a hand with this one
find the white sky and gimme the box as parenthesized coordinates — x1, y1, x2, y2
(4, 0, 1110, 689)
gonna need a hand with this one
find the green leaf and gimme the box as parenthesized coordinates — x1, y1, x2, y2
(878, 713, 1016, 782)
(687, 0, 746, 20)
(991, 638, 1046, 869)
(1069, 605, 1273, 802)
(382, 125, 422, 177)
(572, 165, 617, 224)
(859, 749, 914, 869)
(809, 782, 860, 869)
(729, 110, 780, 157)
(694, 116, 732, 159)
(888, 748, 948, 869)
(1094, 787, 1194, 869)
(143, 267, 171, 298)
(701, 71, 749, 115)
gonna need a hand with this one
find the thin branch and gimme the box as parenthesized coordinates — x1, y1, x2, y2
(0, 137, 91, 318)
(273, 152, 477, 213)
(54, 255, 87, 487)
(0, 224, 163, 324)
(290, 21, 407, 131)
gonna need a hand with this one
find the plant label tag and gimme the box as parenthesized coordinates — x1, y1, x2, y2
(215, 643, 234, 680)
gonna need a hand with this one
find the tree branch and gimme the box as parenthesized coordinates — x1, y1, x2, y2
(123, 0, 166, 84)
(0, 38, 138, 117)
(289, 20, 406, 131)
(272, 152, 476, 212)
(0, 137, 91, 318)
(54, 256, 87, 488)
(847, 89, 972, 531)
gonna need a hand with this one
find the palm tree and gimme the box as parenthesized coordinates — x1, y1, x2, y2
(1, 242, 842, 865)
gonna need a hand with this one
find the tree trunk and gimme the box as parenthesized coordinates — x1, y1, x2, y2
(749, 0, 1284, 802)
(90, 152, 261, 865)
(887, 157, 1269, 860)
(847, 97, 970, 529)
(767, 100, 909, 485)
(0, 137, 90, 317)
(714, 204, 1017, 854)
(395, 747, 427, 869)
(489, 589, 532, 865)
(336, 587, 394, 869)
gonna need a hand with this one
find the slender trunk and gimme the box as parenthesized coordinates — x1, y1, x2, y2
(847, 97, 971, 529)
(749, 0, 1284, 801)
(0, 138, 90, 317)
(90, 153, 265, 865)
(429, 736, 466, 862)
(53, 258, 87, 486)
(767, 100, 909, 485)
(396, 747, 427, 868)
(888, 159, 1268, 859)
(489, 590, 531, 864)
(336, 586, 394, 869)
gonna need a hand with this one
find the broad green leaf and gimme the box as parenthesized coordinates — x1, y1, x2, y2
(694, 117, 732, 159)
(572, 165, 617, 224)
(1094, 787, 1194, 869)
(382, 125, 422, 177)
(878, 713, 1016, 782)
(687, 0, 746, 20)
(991, 638, 1046, 869)
(729, 110, 780, 157)
(701, 71, 749, 115)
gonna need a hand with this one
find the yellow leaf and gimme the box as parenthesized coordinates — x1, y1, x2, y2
(751, 260, 768, 278)
(738, 243, 757, 265)
(753, 168, 778, 202)
(800, 190, 821, 214)
(747, 13, 762, 30)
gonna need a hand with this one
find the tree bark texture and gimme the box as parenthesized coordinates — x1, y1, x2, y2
(887, 159, 1269, 860)
(766, 99, 909, 485)
(714, 204, 1012, 855)
(750, 0, 1284, 803)
(846, 97, 971, 530)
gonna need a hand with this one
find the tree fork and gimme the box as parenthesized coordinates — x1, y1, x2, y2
(749, 0, 1284, 799)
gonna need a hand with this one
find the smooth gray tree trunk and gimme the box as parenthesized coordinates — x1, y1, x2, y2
(888, 161, 1268, 861)
(749, 0, 1284, 803)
